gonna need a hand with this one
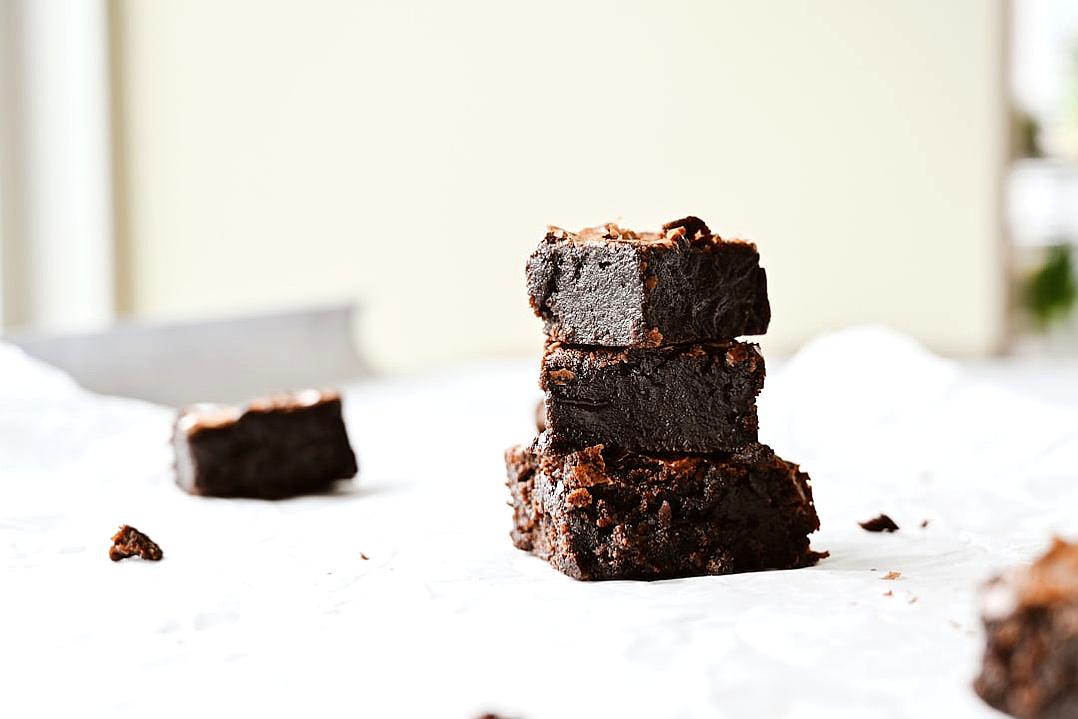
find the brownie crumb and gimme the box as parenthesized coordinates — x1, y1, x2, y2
(359, 552, 369, 561)
(920, 519, 930, 528)
(859, 514, 900, 533)
(109, 525, 163, 562)
(882, 570, 902, 580)
(884, 590, 893, 597)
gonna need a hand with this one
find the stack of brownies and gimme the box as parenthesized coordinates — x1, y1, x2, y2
(505, 216, 824, 580)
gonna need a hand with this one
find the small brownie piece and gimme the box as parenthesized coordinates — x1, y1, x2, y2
(505, 438, 824, 581)
(974, 538, 1078, 719)
(173, 389, 358, 499)
(541, 340, 764, 453)
(109, 525, 163, 561)
(526, 217, 770, 347)
(859, 514, 900, 532)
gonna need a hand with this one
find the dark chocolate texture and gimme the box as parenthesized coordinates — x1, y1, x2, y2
(974, 539, 1078, 719)
(505, 439, 824, 581)
(540, 340, 764, 453)
(526, 217, 770, 347)
(173, 390, 358, 499)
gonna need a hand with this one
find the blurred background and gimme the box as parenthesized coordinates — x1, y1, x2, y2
(0, 0, 1075, 386)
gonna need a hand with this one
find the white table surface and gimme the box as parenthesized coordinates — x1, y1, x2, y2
(2, 326, 1076, 718)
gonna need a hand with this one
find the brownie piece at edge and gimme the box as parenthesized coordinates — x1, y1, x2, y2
(541, 340, 764, 453)
(505, 439, 824, 581)
(526, 217, 770, 347)
(974, 539, 1078, 719)
(173, 390, 358, 499)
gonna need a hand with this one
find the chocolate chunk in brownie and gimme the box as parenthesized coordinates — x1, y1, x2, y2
(173, 389, 358, 499)
(505, 438, 825, 581)
(859, 514, 900, 532)
(526, 217, 770, 347)
(974, 538, 1078, 719)
(540, 340, 764, 453)
(109, 525, 163, 561)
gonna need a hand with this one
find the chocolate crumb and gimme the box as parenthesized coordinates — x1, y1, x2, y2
(109, 525, 163, 562)
(882, 570, 902, 580)
(547, 368, 576, 385)
(920, 519, 929, 528)
(859, 514, 900, 533)
(661, 216, 711, 241)
(360, 552, 369, 560)
(884, 590, 893, 597)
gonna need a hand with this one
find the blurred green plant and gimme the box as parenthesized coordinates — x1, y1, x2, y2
(1026, 243, 1077, 329)
(1014, 110, 1042, 158)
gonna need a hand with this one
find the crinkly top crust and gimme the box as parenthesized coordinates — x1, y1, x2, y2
(981, 538, 1078, 620)
(177, 389, 341, 435)
(543, 216, 757, 251)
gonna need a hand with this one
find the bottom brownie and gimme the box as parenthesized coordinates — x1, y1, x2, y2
(974, 538, 1078, 719)
(505, 437, 824, 581)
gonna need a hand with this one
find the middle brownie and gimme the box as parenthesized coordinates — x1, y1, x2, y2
(540, 340, 764, 453)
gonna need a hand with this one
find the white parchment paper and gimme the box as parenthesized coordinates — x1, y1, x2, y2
(2, 327, 1074, 718)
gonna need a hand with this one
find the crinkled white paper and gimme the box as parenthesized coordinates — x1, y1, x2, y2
(2, 328, 1075, 718)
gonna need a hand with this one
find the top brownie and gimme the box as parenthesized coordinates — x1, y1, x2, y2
(527, 216, 770, 347)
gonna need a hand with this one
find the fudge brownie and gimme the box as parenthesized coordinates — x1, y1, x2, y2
(505, 438, 824, 581)
(540, 340, 764, 453)
(526, 217, 770, 347)
(974, 538, 1078, 719)
(173, 389, 358, 499)
(109, 525, 163, 561)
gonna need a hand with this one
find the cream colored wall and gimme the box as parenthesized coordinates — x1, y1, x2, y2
(111, 0, 1007, 371)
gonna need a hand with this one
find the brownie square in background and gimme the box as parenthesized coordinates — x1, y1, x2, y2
(173, 390, 358, 499)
